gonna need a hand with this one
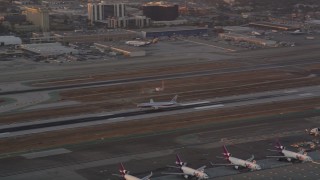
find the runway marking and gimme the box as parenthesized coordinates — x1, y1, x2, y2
(284, 90, 298, 93)
(299, 93, 313, 97)
(32, 77, 94, 86)
(21, 148, 71, 159)
(0, 132, 9, 136)
(181, 101, 210, 106)
(96, 114, 113, 117)
(109, 117, 124, 121)
(194, 104, 224, 110)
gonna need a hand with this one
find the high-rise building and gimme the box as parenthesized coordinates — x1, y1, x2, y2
(143, 2, 179, 21)
(23, 6, 50, 32)
(88, 1, 126, 24)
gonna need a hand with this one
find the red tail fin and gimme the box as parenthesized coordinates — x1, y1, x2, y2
(119, 163, 128, 176)
(223, 145, 231, 159)
(275, 140, 285, 151)
(175, 154, 184, 166)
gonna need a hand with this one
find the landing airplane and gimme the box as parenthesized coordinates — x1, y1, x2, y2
(137, 95, 178, 109)
(112, 163, 152, 180)
(155, 80, 164, 92)
(306, 127, 320, 136)
(211, 145, 261, 171)
(267, 141, 313, 162)
(162, 154, 209, 179)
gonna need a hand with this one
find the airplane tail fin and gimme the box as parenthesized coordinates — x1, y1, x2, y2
(275, 140, 285, 151)
(119, 163, 128, 176)
(175, 154, 185, 166)
(170, 95, 178, 103)
(223, 145, 231, 159)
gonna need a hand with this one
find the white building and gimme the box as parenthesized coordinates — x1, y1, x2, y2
(0, 36, 22, 46)
(88, 1, 126, 24)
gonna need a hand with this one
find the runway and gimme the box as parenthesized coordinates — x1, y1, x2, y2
(0, 57, 319, 96)
(0, 85, 320, 137)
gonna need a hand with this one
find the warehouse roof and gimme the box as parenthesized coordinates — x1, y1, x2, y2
(0, 36, 22, 45)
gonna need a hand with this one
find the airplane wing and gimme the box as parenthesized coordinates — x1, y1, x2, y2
(152, 106, 160, 109)
(166, 165, 181, 169)
(212, 163, 235, 166)
(210, 162, 234, 166)
(266, 155, 287, 158)
(246, 155, 255, 162)
(141, 172, 152, 180)
(196, 165, 206, 172)
(112, 174, 122, 177)
(162, 172, 190, 176)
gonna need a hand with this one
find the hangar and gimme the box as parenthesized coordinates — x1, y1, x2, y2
(0, 36, 22, 46)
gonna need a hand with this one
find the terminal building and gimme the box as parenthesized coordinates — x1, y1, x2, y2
(219, 33, 277, 47)
(143, 2, 179, 21)
(140, 26, 208, 38)
(53, 30, 137, 44)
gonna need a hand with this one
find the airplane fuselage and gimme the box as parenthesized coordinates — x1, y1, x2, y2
(228, 157, 261, 170)
(137, 102, 175, 109)
(281, 149, 312, 162)
(181, 166, 209, 179)
(124, 174, 142, 180)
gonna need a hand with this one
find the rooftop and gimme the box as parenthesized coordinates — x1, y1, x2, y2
(140, 26, 208, 33)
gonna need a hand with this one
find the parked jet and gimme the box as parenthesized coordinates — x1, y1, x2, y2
(290, 30, 306, 35)
(112, 163, 152, 180)
(211, 145, 261, 171)
(162, 154, 209, 179)
(126, 40, 152, 47)
(267, 141, 313, 162)
(137, 95, 178, 109)
(306, 127, 320, 136)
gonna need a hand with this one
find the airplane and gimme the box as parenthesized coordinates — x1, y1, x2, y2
(162, 154, 209, 179)
(155, 80, 164, 92)
(305, 127, 320, 136)
(137, 95, 178, 109)
(112, 163, 152, 180)
(290, 30, 305, 35)
(125, 40, 152, 47)
(266, 140, 313, 162)
(211, 145, 261, 171)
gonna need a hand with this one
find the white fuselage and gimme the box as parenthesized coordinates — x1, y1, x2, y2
(137, 102, 175, 109)
(124, 174, 142, 180)
(310, 128, 320, 136)
(126, 41, 150, 47)
(228, 157, 261, 170)
(181, 166, 209, 179)
(281, 150, 312, 162)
